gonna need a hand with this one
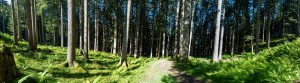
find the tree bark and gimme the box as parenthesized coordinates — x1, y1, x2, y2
(11, 0, 17, 44)
(112, 3, 118, 55)
(94, 2, 99, 51)
(255, 0, 262, 54)
(84, 0, 89, 60)
(41, 10, 44, 44)
(26, 0, 34, 51)
(267, 3, 272, 48)
(134, 0, 141, 58)
(219, 0, 226, 60)
(298, 0, 300, 37)
(231, 29, 235, 56)
(179, 0, 191, 61)
(0, 45, 18, 83)
(60, 0, 64, 48)
(67, 0, 76, 67)
(2, 0, 5, 32)
(212, 0, 223, 62)
(16, 0, 21, 40)
(79, 0, 84, 53)
(32, 0, 37, 50)
(119, 0, 131, 67)
(188, 1, 195, 57)
(174, 0, 180, 58)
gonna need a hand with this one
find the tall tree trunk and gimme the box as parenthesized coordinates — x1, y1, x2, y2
(30, 0, 37, 50)
(134, 0, 141, 58)
(16, 0, 21, 40)
(267, 3, 272, 48)
(179, 0, 191, 61)
(219, 0, 226, 60)
(88, 18, 90, 50)
(119, 0, 131, 67)
(94, 2, 99, 51)
(174, 0, 180, 58)
(162, 31, 165, 58)
(32, 0, 37, 50)
(11, 0, 17, 44)
(79, 0, 84, 53)
(84, 0, 89, 60)
(262, 11, 266, 42)
(2, 0, 4, 32)
(26, 0, 33, 51)
(60, 0, 64, 47)
(150, 2, 156, 58)
(212, 0, 223, 62)
(41, 10, 44, 44)
(188, 0, 195, 57)
(67, 0, 76, 67)
(298, 0, 300, 37)
(112, 4, 118, 55)
(53, 26, 56, 45)
(255, 0, 262, 54)
(102, 24, 105, 51)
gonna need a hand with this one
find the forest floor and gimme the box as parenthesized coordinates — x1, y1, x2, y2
(140, 59, 203, 83)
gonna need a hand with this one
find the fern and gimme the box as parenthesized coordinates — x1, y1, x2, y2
(18, 75, 32, 83)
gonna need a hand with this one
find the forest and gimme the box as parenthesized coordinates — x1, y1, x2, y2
(1, 0, 300, 82)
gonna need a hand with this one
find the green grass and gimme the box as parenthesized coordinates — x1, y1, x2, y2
(172, 38, 300, 82)
(0, 33, 158, 83)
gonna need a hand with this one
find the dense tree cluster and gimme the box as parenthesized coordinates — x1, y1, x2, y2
(1, 0, 300, 64)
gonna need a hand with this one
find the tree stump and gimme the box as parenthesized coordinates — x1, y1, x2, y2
(0, 44, 18, 83)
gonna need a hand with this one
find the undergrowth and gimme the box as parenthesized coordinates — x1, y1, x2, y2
(0, 33, 158, 83)
(173, 38, 300, 82)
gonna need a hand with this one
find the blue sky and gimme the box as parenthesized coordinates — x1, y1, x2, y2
(5, 0, 11, 4)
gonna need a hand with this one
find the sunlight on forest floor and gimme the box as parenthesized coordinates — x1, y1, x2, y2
(0, 33, 158, 83)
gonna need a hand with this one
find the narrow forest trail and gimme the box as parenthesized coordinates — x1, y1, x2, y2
(139, 59, 204, 83)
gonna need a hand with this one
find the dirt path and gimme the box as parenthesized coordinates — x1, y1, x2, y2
(139, 59, 203, 83)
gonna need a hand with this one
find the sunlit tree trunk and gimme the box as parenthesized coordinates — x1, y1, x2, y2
(255, 0, 262, 54)
(262, 11, 266, 42)
(11, 0, 17, 44)
(113, 3, 118, 55)
(188, 0, 195, 57)
(174, 0, 180, 58)
(67, 0, 76, 67)
(219, 0, 226, 60)
(84, 0, 89, 60)
(94, 2, 99, 51)
(231, 28, 235, 56)
(60, 0, 64, 47)
(213, 0, 223, 62)
(26, 0, 34, 51)
(79, 0, 84, 53)
(179, 0, 191, 61)
(119, 0, 131, 67)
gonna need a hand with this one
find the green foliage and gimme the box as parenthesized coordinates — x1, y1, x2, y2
(161, 74, 177, 83)
(0, 33, 158, 82)
(244, 35, 254, 42)
(283, 34, 297, 42)
(174, 38, 300, 82)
